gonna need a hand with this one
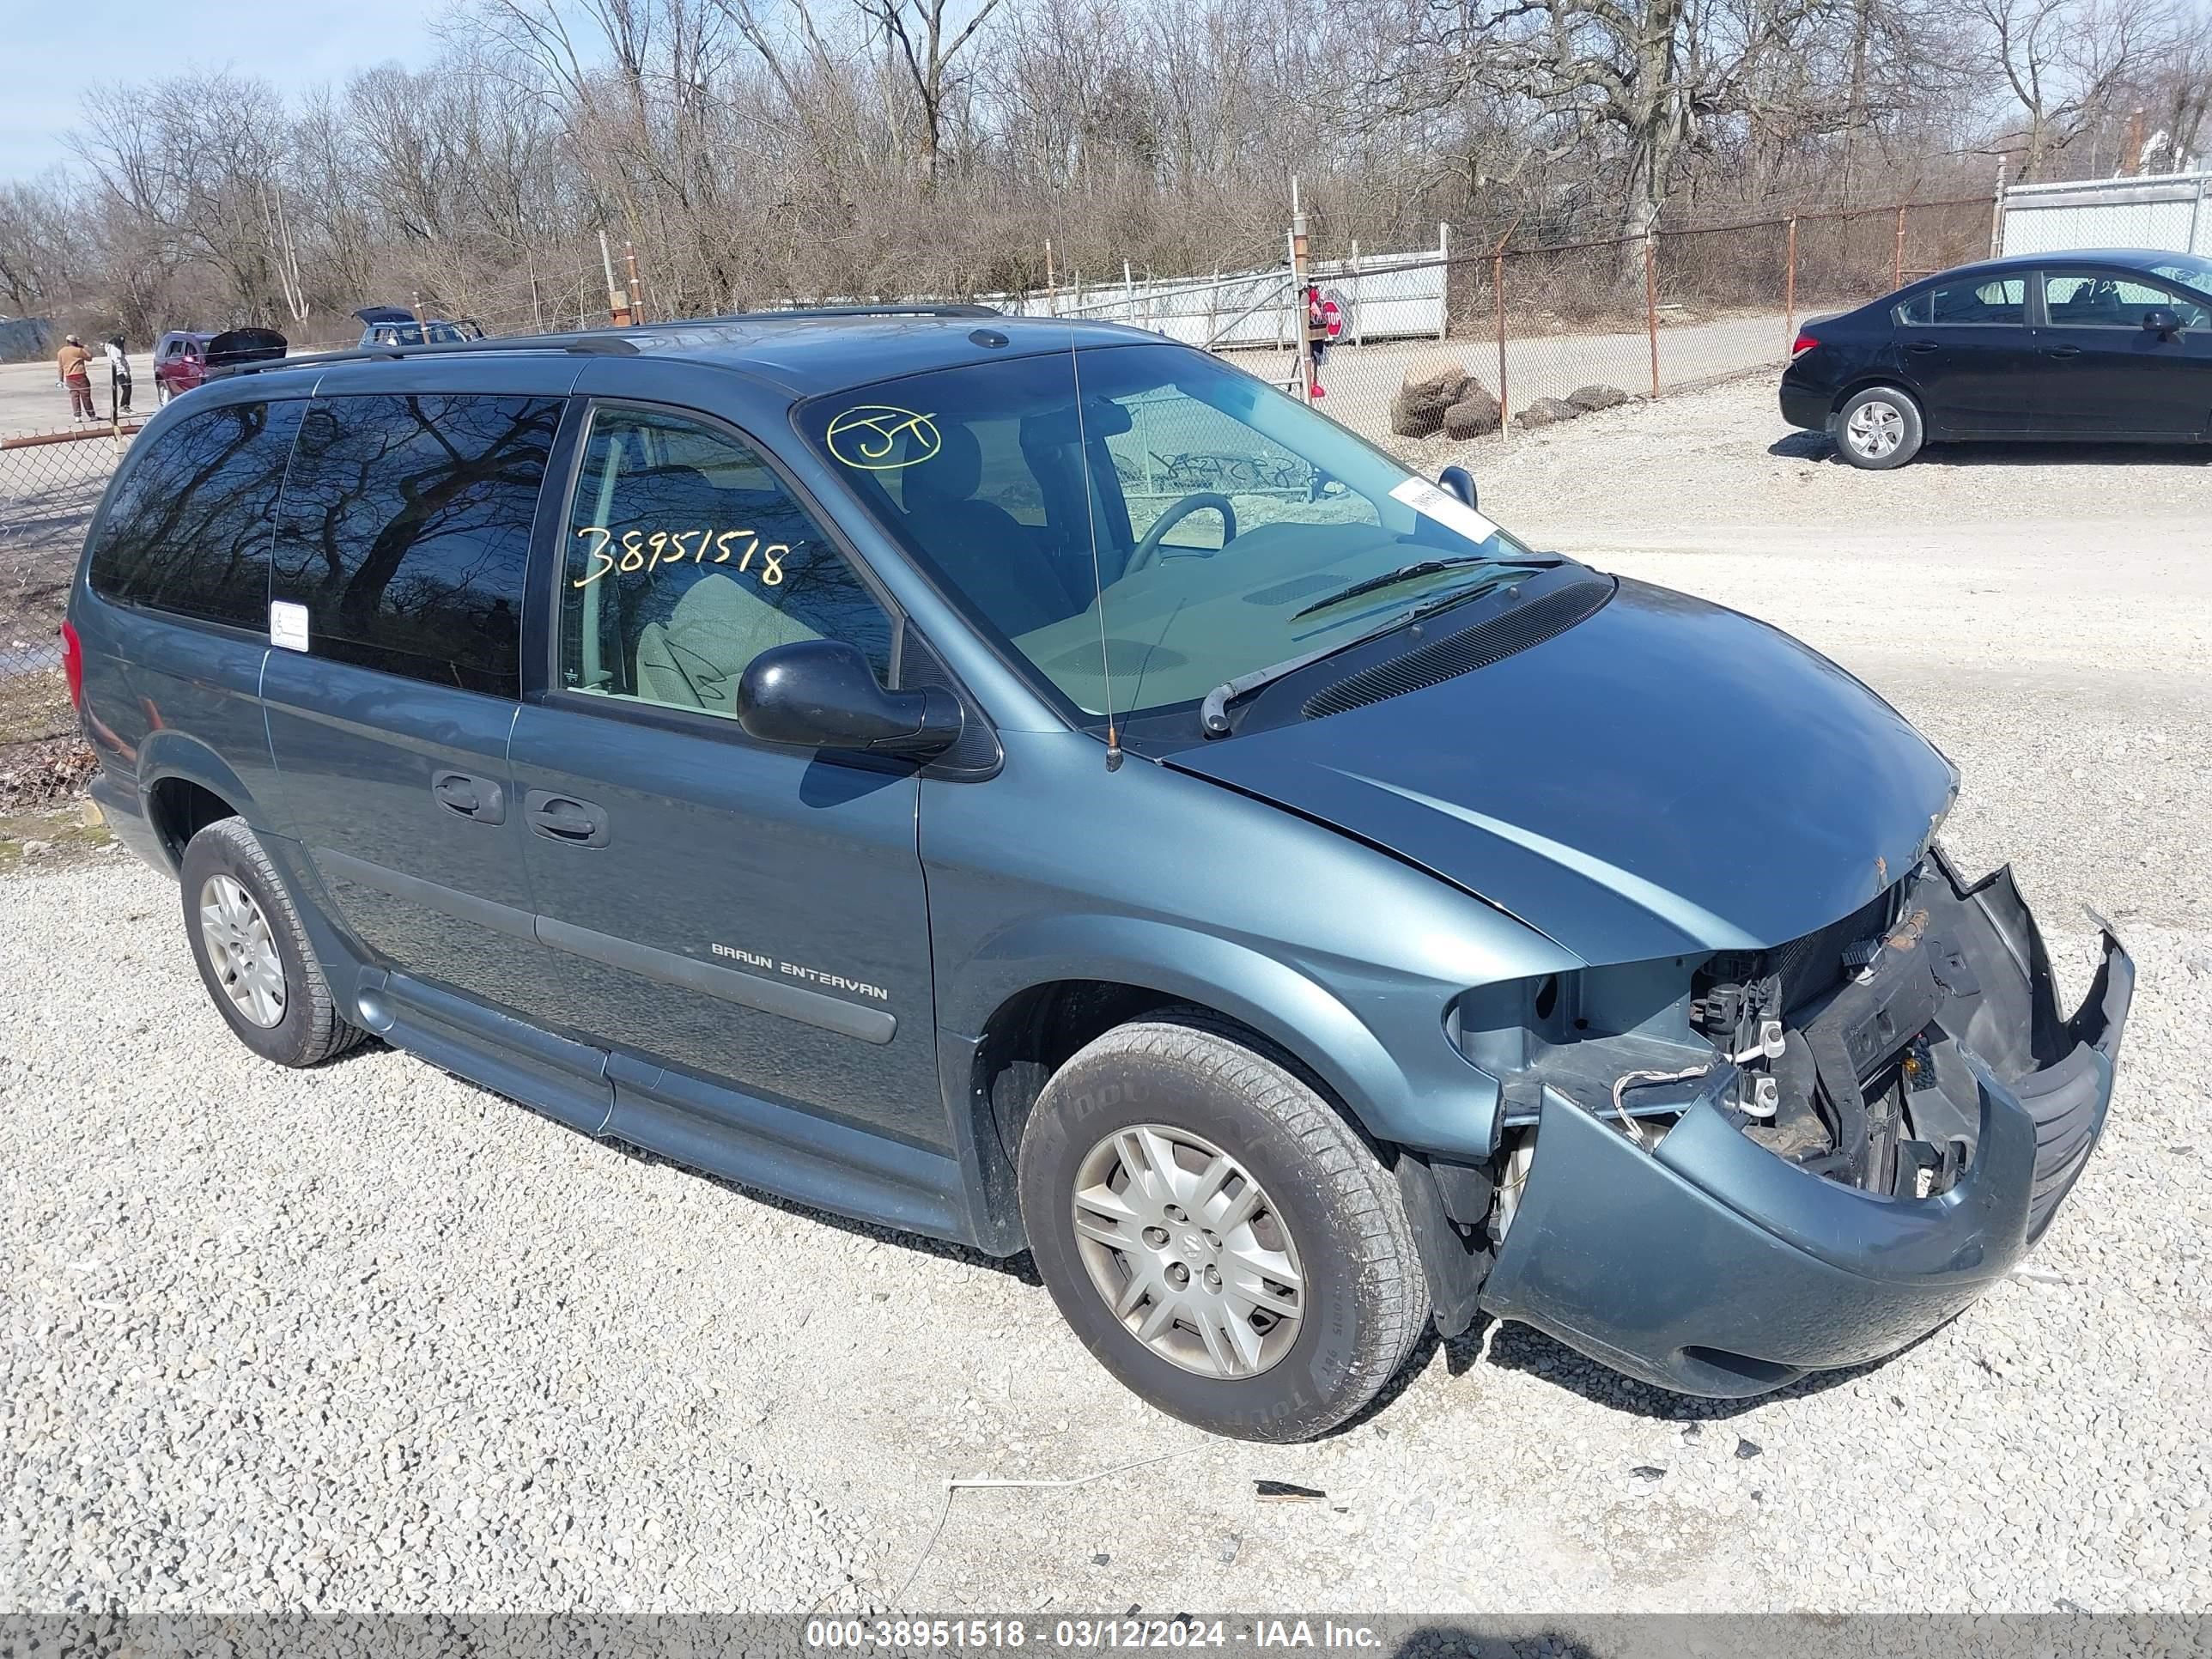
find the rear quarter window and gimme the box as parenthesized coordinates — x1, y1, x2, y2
(87, 399, 305, 629)
(1897, 276, 2027, 327)
(270, 392, 562, 696)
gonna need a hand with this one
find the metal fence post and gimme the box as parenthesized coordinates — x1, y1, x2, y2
(1493, 252, 1509, 428)
(1990, 161, 2009, 258)
(1290, 179, 1316, 404)
(1644, 234, 1661, 398)
(1785, 216, 1798, 347)
(1349, 240, 1364, 348)
(1437, 222, 1451, 339)
(1892, 207, 1906, 289)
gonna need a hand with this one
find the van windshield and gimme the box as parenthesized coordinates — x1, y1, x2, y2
(797, 342, 1540, 720)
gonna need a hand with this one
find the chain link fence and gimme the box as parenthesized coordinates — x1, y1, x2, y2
(0, 427, 125, 805)
(1217, 193, 2002, 455)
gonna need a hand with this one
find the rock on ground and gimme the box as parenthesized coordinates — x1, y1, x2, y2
(1567, 384, 1629, 413)
(1391, 353, 1478, 438)
(1515, 396, 1583, 429)
(1443, 385, 1503, 440)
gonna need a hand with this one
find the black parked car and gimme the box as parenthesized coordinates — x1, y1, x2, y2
(1781, 248, 2212, 468)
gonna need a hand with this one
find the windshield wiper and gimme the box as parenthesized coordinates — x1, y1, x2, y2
(1200, 566, 1557, 738)
(1290, 554, 1559, 620)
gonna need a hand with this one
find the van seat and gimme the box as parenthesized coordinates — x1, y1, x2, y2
(635, 572, 820, 711)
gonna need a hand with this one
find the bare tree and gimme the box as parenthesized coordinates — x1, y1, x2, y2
(1967, 0, 2179, 178)
(852, 0, 1009, 184)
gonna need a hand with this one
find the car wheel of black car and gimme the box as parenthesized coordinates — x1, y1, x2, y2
(179, 816, 368, 1068)
(1018, 1012, 1431, 1441)
(1833, 386, 1923, 470)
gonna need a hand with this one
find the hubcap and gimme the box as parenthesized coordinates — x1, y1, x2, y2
(1846, 400, 1905, 458)
(1069, 1123, 1305, 1379)
(198, 873, 286, 1028)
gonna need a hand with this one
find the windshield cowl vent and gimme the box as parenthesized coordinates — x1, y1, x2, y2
(1300, 576, 1616, 721)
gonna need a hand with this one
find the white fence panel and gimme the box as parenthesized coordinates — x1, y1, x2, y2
(2001, 173, 2212, 258)
(989, 240, 1448, 349)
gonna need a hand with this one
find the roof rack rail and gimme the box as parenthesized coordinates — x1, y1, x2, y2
(220, 329, 641, 378)
(638, 302, 1002, 328)
(216, 302, 1001, 379)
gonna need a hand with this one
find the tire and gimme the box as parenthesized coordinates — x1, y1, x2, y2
(179, 815, 368, 1067)
(1018, 1013, 1431, 1441)
(1832, 386, 1923, 469)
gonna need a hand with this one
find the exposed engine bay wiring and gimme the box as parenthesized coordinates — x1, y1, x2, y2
(1609, 1065, 1714, 1148)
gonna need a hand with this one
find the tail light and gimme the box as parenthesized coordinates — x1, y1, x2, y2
(1790, 331, 1820, 358)
(60, 618, 84, 707)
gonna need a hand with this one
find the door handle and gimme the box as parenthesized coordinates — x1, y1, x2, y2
(526, 789, 610, 847)
(1905, 341, 1940, 355)
(2045, 345, 2082, 359)
(431, 770, 506, 824)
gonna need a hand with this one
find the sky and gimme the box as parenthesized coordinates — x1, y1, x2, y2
(0, 0, 448, 182)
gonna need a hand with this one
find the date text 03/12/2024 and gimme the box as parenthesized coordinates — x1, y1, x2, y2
(802, 1620, 1385, 1650)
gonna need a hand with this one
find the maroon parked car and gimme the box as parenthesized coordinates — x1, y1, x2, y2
(152, 331, 216, 403)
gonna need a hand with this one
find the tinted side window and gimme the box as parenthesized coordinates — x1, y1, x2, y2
(1898, 276, 2026, 327)
(2044, 269, 2212, 329)
(558, 404, 892, 718)
(88, 399, 303, 629)
(270, 392, 560, 696)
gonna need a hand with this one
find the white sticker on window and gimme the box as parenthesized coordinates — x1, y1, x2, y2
(1390, 477, 1498, 544)
(269, 601, 309, 653)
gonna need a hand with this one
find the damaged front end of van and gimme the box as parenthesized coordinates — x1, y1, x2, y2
(1460, 848, 2130, 1396)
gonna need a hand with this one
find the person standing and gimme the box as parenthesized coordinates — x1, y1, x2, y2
(56, 334, 94, 422)
(104, 336, 133, 416)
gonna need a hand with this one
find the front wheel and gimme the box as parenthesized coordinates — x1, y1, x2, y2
(1833, 386, 1924, 469)
(1018, 1014, 1430, 1441)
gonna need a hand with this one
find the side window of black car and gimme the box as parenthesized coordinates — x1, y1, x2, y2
(88, 399, 305, 629)
(270, 392, 562, 697)
(557, 404, 893, 720)
(1897, 277, 2026, 327)
(2044, 270, 2212, 330)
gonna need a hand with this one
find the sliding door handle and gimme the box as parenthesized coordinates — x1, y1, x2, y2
(431, 770, 505, 824)
(526, 789, 610, 847)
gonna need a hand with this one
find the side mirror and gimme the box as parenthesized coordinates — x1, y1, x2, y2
(2143, 307, 2183, 340)
(738, 639, 962, 759)
(1438, 465, 1480, 511)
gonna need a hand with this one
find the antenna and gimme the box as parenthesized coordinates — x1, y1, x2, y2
(1068, 327, 1122, 771)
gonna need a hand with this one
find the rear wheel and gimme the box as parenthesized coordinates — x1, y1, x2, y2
(1833, 386, 1923, 469)
(179, 816, 367, 1067)
(1018, 1014, 1429, 1441)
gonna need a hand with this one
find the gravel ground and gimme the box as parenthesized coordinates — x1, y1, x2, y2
(3, 374, 2209, 1618)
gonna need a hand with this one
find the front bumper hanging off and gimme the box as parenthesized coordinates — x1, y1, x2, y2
(1478, 859, 2132, 1398)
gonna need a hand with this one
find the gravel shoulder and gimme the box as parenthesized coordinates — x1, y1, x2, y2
(4, 374, 2209, 1617)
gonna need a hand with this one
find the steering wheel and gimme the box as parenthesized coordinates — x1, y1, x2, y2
(1126, 491, 1237, 574)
